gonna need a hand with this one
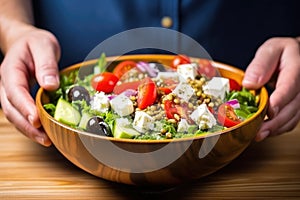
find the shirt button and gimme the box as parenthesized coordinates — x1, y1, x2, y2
(161, 16, 173, 28)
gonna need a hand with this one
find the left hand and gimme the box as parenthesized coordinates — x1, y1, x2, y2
(242, 37, 300, 141)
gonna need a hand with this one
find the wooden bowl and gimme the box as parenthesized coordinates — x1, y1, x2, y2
(36, 54, 268, 186)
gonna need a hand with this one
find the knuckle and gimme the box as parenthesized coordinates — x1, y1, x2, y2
(37, 60, 58, 71)
(22, 122, 34, 137)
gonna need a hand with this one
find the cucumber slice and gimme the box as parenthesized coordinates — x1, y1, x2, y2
(113, 118, 140, 139)
(54, 98, 81, 126)
(78, 111, 93, 130)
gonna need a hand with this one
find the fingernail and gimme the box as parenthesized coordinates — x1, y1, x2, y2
(44, 75, 58, 86)
(243, 73, 262, 86)
(28, 114, 41, 128)
(35, 136, 45, 145)
(242, 78, 253, 86)
(255, 130, 270, 142)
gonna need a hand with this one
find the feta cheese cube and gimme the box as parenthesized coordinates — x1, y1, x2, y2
(156, 72, 179, 81)
(132, 111, 155, 133)
(110, 94, 134, 117)
(190, 104, 217, 130)
(115, 117, 130, 127)
(153, 121, 163, 132)
(172, 81, 194, 102)
(177, 63, 198, 81)
(177, 118, 190, 133)
(90, 92, 110, 113)
(202, 77, 229, 100)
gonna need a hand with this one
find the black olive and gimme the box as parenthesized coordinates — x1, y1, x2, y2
(148, 62, 167, 72)
(86, 116, 112, 137)
(68, 86, 90, 104)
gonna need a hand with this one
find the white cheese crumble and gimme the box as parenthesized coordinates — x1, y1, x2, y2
(156, 72, 179, 82)
(90, 92, 110, 113)
(132, 111, 155, 133)
(190, 104, 217, 130)
(110, 94, 134, 117)
(202, 77, 229, 100)
(177, 118, 190, 133)
(172, 81, 195, 102)
(115, 117, 131, 127)
(177, 63, 198, 81)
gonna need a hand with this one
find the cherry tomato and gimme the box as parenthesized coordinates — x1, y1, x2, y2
(164, 100, 179, 119)
(217, 103, 241, 127)
(158, 87, 172, 95)
(91, 72, 119, 93)
(164, 101, 193, 123)
(197, 59, 217, 78)
(175, 103, 194, 123)
(229, 79, 242, 91)
(171, 54, 191, 69)
(208, 106, 216, 115)
(113, 60, 137, 78)
(113, 80, 141, 94)
(137, 78, 157, 110)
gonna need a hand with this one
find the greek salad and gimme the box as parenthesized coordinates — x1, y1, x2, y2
(44, 54, 259, 140)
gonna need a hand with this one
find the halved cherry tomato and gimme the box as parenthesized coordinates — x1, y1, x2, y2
(91, 72, 119, 93)
(208, 106, 216, 115)
(229, 78, 242, 91)
(197, 59, 217, 78)
(113, 80, 142, 94)
(217, 103, 241, 127)
(171, 54, 191, 69)
(137, 78, 157, 110)
(175, 103, 194, 123)
(164, 100, 179, 119)
(113, 60, 137, 78)
(158, 87, 172, 95)
(164, 101, 193, 123)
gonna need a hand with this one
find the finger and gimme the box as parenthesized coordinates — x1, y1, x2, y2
(0, 83, 52, 146)
(242, 38, 283, 89)
(271, 110, 300, 136)
(29, 31, 61, 91)
(266, 38, 300, 119)
(244, 37, 300, 126)
(1, 46, 41, 129)
(256, 91, 300, 141)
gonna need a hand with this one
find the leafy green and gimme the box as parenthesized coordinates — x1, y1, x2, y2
(71, 99, 90, 113)
(226, 88, 258, 120)
(75, 74, 95, 95)
(194, 125, 224, 135)
(94, 53, 107, 74)
(102, 111, 119, 131)
(43, 103, 56, 116)
(134, 132, 164, 140)
(162, 120, 177, 135)
(187, 125, 198, 134)
(226, 87, 256, 107)
(234, 109, 249, 120)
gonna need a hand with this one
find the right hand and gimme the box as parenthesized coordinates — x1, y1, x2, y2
(0, 25, 61, 146)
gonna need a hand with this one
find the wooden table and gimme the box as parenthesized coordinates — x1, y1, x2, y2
(0, 109, 299, 199)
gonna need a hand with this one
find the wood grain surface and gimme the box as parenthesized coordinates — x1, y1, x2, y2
(0, 109, 300, 200)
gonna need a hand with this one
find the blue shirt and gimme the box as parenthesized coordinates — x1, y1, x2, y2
(33, 0, 300, 70)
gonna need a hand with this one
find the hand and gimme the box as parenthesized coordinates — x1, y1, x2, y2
(242, 37, 300, 141)
(0, 25, 61, 146)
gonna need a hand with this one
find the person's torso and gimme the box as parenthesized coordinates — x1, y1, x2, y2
(33, 0, 300, 69)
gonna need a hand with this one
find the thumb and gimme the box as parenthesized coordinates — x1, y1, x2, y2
(30, 31, 61, 90)
(242, 38, 282, 89)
